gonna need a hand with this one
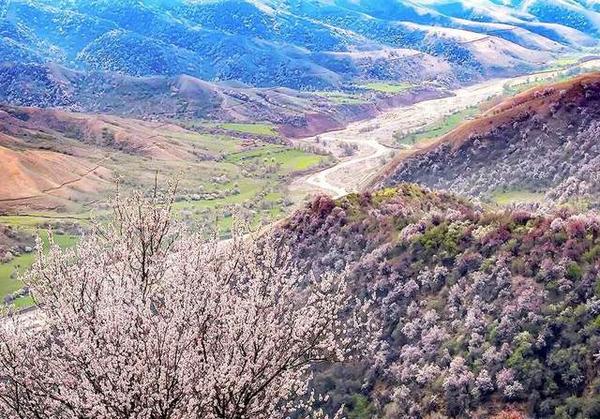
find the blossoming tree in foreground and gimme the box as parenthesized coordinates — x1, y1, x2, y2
(0, 188, 372, 418)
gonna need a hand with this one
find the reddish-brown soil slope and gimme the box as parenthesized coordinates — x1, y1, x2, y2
(0, 105, 221, 212)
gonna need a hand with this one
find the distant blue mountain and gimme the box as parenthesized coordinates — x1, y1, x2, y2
(1, 0, 598, 89)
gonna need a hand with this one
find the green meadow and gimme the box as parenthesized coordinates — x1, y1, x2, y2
(314, 91, 368, 105)
(0, 230, 78, 298)
(358, 82, 413, 94)
(395, 107, 478, 147)
(491, 190, 546, 205)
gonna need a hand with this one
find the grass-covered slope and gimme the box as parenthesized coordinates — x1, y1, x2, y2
(278, 185, 600, 418)
(0, 104, 330, 216)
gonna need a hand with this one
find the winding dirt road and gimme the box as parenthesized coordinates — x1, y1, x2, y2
(304, 135, 391, 198)
(290, 78, 513, 198)
(291, 60, 600, 198)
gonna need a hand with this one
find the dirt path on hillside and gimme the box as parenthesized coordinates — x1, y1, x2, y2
(290, 60, 600, 198)
(0, 124, 173, 208)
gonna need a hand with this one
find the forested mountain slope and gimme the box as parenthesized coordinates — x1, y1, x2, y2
(2, 0, 598, 90)
(384, 72, 600, 208)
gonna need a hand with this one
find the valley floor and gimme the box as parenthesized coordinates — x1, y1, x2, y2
(290, 58, 600, 198)
(2, 57, 600, 309)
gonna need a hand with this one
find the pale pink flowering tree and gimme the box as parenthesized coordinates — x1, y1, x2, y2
(0, 188, 372, 418)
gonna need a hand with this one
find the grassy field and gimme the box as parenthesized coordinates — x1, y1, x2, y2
(541, 53, 592, 72)
(228, 146, 328, 173)
(163, 131, 243, 154)
(182, 121, 280, 137)
(10, 295, 35, 309)
(173, 178, 268, 210)
(207, 123, 279, 137)
(395, 107, 478, 147)
(547, 57, 580, 70)
(0, 231, 77, 298)
(217, 123, 279, 137)
(272, 150, 327, 173)
(0, 214, 90, 227)
(225, 144, 285, 162)
(491, 190, 546, 205)
(314, 91, 368, 105)
(503, 77, 554, 96)
(502, 69, 581, 97)
(358, 82, 413, 94)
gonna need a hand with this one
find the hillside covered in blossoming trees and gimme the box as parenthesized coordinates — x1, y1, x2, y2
(278, 184, 600, 418)
(384, 72, 600, 208)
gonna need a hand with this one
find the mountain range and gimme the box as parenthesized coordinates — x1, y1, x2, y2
(1, 0, 599, 92)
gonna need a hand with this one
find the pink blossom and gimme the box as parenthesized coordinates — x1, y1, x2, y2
(0, 190, 373, 418)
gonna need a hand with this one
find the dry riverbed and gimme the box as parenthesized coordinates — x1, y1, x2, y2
(290, 59, 600, 198)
